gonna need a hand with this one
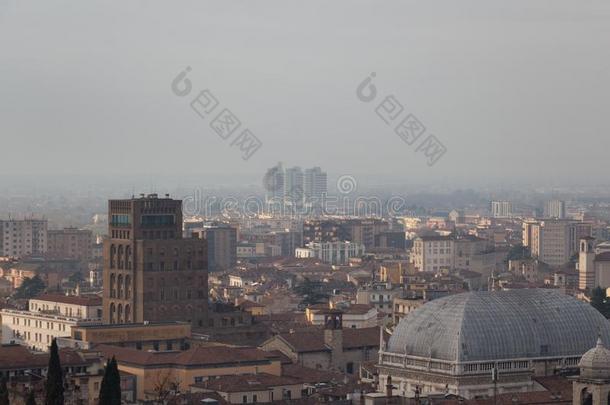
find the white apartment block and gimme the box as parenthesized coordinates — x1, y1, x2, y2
(491, 201, 512, 218)
(297, 241, 365, 265)
(411, 235, 454, 272)
(544, 199, 566, 219)
(1, 294, 102, 351)
(0, 219, 48, 258)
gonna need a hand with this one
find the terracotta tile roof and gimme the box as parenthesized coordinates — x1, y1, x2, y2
(281, 364, 345, 384)
(98, 344, 273, 367)
(0, 345, 95, 370)
(32, 293, 102, 306)
(273, 326, 380, 353)
(192, 373, 302, 393)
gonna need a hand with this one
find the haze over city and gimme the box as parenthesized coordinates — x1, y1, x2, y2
(3, 2, 610, 405)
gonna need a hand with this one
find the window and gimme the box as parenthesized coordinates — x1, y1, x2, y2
(253, 394, 257, 403)
(242, 395, 248, 403)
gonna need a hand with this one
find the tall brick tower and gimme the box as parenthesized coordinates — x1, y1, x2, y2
(102, 194, 208, 327)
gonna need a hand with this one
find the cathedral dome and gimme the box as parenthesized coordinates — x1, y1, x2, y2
(387, 289, 610, 363)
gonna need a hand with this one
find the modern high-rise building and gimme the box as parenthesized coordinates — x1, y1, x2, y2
(528, 219, 592, 267)
(543, 199, 566, 219)
(490, 201, 512, 218)
(102, 194, 208, 327)
(304, 166, 328, 203)
(204, 224, 237, 272)
(264, 163, 327, 212)
(284, 166, 304, 208)
(0, 218, 48, 258)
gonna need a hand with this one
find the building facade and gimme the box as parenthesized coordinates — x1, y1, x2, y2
(544, 199, 566, 219)
(47, 228, 93, 261)
(102, 194, 208, 327)
(204, 224, 237, 272)
(1, 293, 102, 351)
(491, 201, 512, 218)
(0, 218, 47, 258)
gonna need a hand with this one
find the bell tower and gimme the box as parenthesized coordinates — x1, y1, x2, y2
(323, 309, 344, 372)
(579, 237, 596, 290)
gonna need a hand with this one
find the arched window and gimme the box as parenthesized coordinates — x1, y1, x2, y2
(125, 304, 131, 323)
(125, 275, 132, 299)
(117, 275, 124, 299)
(110, 274, 116, 298)
(109, 303, 116, 324)
(110, 245, 117, 269)
(117, 304, 123, 324)
(125, 246, 132, 269)
(582, 388, 592, 405)
(117, 245, 124, 269)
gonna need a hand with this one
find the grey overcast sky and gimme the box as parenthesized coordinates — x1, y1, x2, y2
(1, 0, 609, 186)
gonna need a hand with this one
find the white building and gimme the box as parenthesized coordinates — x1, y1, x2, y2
(491, 201, 512, 218)
(297, 241, 365, 265)
(544, 199, 566, 219)
(411, 235, 454, 272)
(306, 304, 378, 329)
(1, 294, 102, 351)
(0, 219, 48, 258)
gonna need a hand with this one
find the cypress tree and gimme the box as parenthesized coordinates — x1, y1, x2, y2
(0, 378, 9, 405)
(26, 390, 37, 405)
(99, 357, 121, 405)
(45, 339, 64, 405)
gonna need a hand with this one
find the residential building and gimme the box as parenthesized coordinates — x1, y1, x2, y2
(529, 219, 591, 267)
(544, 199, 566, 219)
(304, 166, 328, 206)
(191, 373, 304, 404)
(98, 344, 282, 401)
(204, 224, 237, 272)
(260, 311, 380, 374)
(0, 218, 47, 258)
(411, 235, 454, 272)
(296, 241, 365, 265)
(0, 344, 105, 405)
(47, 228, 93, 261)
(491, 201, 512, 218)
(102, 194, 208, 327)
(1, 293, 102, 351)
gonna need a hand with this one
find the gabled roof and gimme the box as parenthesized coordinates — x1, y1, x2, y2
(267, 327, 380, 353)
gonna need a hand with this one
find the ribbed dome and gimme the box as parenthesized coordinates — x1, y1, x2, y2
(579, 337, 610, 379)
(387, 289, 610, 362)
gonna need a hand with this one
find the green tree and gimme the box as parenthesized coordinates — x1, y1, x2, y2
(0, 378, 9, 405)
(45, 339, 64, 405)
(26, 390, 37, 405)
(13, 276, 45, 299)
(98, 357, 121, 405)
(506, 244, 529, 261)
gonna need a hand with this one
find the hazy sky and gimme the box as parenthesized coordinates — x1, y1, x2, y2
(1, 1, 609, 187)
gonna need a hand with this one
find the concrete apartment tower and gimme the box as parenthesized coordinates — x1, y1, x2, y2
(102, 194, 208, 327)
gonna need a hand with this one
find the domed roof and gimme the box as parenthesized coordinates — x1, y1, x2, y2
(387, 289, 610, 362)
(579, 337, 610, 379)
